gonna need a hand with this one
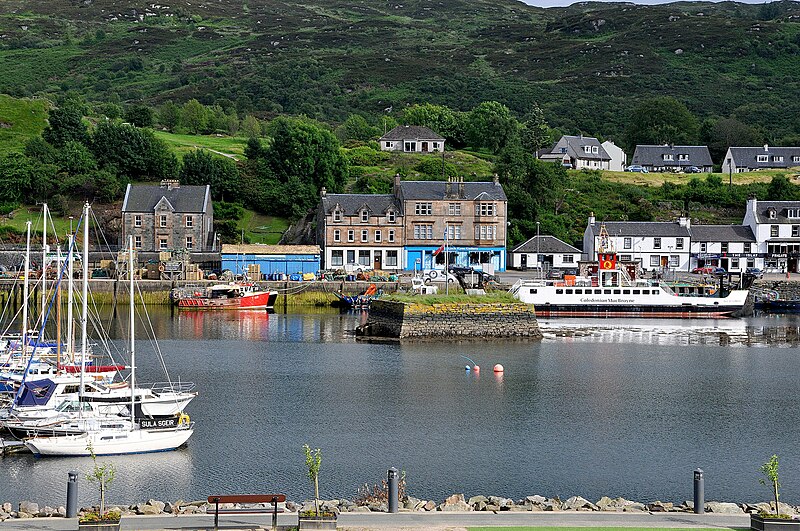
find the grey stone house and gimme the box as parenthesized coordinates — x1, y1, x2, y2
(722, 145, 800, 173)
(538, 135, 611, 170)
(121, 180, 214, 252)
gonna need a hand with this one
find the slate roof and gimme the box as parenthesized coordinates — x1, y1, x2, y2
(689, 225, 756, 243)
(379, 125, 444, 141)
(728, 146, 800, 169)
(399, 180, 507, 201)
(631, 145, 713, 168)
(752, 201, 800, 224)
(512, 235, 581, 254)
(542, 135, 611, 161)
(586, 221, 691, 237)
(320, 194, 401, 216)
(122, 183, 209, 213)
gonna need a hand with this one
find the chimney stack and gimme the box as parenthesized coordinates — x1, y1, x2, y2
(764, 144, 769, 152)
(588, 211, 596, 225)
(393, 173, 401, 196)
(160, 179, 180, 190)
(446, 176, 452, 198)
(320, 187, 327, 198)
(458, 176, 464, 198)
(493, 173, 499, 185)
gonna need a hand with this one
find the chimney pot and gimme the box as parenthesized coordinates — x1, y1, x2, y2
(320, 187, 327, 197)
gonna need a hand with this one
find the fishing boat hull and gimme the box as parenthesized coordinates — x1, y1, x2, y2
(24, 426, 194, 456)
(177, 291, 277, 310)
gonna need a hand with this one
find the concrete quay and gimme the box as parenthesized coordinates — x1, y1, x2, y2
(0, 511, 751, 530)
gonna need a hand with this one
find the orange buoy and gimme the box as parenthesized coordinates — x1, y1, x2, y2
(473, 365, 480, 373)
(493, 363, 504, 373)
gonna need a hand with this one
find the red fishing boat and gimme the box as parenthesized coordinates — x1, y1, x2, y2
(175, 282, 278, 310)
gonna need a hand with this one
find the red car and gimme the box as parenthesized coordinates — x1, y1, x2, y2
(692, 266, 715, 274)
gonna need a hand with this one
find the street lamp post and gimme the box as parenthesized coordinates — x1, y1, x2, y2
(536, 221, 540, 279)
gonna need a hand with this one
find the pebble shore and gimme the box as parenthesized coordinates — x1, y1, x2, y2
(0, 494, 793, 521)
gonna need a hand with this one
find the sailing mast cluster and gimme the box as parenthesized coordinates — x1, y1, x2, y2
(0, 203, 197, 456)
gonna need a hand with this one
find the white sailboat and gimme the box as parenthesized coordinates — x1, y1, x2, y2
(24, 207, 194, 456)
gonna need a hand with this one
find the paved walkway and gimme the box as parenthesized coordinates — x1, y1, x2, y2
(0, 511, 752, 530)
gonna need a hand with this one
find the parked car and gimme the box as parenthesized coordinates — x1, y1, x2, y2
(712, 267, 727, 275)
(686, 166, 702, 173)
(547, 269, 564, 280)
(625, 165, 649, 173)
(421, 269, 457, 283)
(691, 266, 715, 274)
(745, 267, 763, 279)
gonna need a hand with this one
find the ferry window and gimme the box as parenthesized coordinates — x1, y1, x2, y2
(529, 289, 537, 294)
(623, 289, 630, 294)
(632, 290, 640, 295)
(556, 289, 563, 294)
(565, 289, 573, 294)
(613, 289, 621, 294)
(594, 289, 601, 294)
(604, 289, 612, 294)
(642, 290, 649, 295)
(574, 289, 582, 294)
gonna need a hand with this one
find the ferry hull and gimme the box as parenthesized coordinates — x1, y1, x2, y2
(177, 291, 277, 310)
(534, 304, 742, 318)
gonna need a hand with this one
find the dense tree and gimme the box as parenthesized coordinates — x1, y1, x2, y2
(42, 104, 88, 147)
(766, 175, 800, 201)
(181, 99, 207, 134)
(240, 115, 262, 138)
(179, 149, 240, 201)
(335, 114, 377, 143)
(466, 101, 519, 154)
(124, 104, 154, 128)
(57, 141, 98, 175)
(519, 105, 553, 154)
(24, 137, 58, 165)
(624, 97, 699, 153)
(263, 116, 349, 193)
(244, 137, 266, 161)
(702, 117, 763, 163)
(0, 153, 35, 204)
(158, 101, 181, 132)
(90, 121, 177, 180)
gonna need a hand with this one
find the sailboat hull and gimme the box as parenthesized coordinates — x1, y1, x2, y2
(24, 427, 194, 457)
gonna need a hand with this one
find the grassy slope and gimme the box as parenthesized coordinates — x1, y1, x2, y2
(0, 94, 48, 155)
(152, 130, 248, 159)
(0, 0, 799, 142)
(600, 169, 800, 187)
(237, 209, 288, 245)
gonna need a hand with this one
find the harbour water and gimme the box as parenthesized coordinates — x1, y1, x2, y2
(2, 308, 800, 507)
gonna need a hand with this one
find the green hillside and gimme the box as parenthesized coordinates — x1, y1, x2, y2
(0, 94, 49, 155)
(1, 0, 799, 142)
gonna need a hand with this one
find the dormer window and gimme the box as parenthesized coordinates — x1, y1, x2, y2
(361, 210, 369, 223)
(773, 156, 784, 162)
(592, 146, 598, 154)
(663, 154, 674, 161)
(560, 147, 567, 154)
(678, 154, 689, 161)
(333, 209, 342, 222)
(769, 208, 777, 219)
(788, 209, 800, 219)
(387, 210, 396, 223)
(757, 155, 768, 162)
(583, 146, 591, 154)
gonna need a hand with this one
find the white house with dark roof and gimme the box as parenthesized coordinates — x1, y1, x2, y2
(510, 235, 582, 271)
(583, 214, 692, 272)
(539, 135, 611, 170)
(722, 145, 800, 173)
(121, 180, 214, 252)
(379, 125, 445, 153)
(688, 225, 758, 273)
(743, 197, 800, 273)
(631, 145, 713, 173)
(602, 140, 627, 172)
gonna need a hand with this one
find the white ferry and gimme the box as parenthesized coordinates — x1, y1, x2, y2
(510, 230, 749, 318)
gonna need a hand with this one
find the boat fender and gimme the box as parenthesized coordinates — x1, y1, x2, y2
(178, 413, 190, 425)
(159, 264, 165, 272)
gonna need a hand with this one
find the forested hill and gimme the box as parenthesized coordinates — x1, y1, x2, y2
(2, 0, 800, 142)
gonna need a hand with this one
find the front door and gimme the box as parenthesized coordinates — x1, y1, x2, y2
(374, 252, 382, 270)
(520, 254, 528, 270)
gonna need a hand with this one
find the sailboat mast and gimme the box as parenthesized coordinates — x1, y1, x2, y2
(79, 203, 89, 401)
(56, 245, 61, 371)
(129, 235, 135, 427)
(67, 234, 74, 363)
(40, 203, 48, 330)
(22, 221, 31, 358)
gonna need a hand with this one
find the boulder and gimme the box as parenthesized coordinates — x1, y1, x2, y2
(181, 505, 198, 514)
(564, 496, 597, 511)
(468, 495, 488, 507)
(39, 506, 55, 517)
(596, 496, 617, 511)
(353, 506, 370, 513)
(137, 504, 162, 515)
(367, 502, 387, 512)
(404, 496, 420, 510)
(526, 495, 547, 505)
(2, 503, 11, 513)
(163, 502, 174, 514)
(438, 494, 471, 512)
(422, 500, 436, 511)
(147, 499, 166, 513)
(18, 502, 38, 515)
(705, 502, 744, 514)
(485, 504, 500, 512)
(285, 501, 299, 512)
(622, 502, 646, 513)
(647, 501, 672, 512)
(488, 496, 514, 509)
(16, 512, 32, 519)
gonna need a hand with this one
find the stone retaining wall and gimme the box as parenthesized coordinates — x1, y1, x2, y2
(754, 279, 800, 300)
(359, 300, 541, 339)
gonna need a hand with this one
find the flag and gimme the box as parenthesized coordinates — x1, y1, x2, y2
(433, 244, 445, 256)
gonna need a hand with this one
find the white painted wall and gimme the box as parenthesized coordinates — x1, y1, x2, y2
(602, 141, 627, 172)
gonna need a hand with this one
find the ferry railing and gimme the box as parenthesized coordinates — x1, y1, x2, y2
(149, 381, 196, 394)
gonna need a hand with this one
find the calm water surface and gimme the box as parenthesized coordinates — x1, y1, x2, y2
(2, 308, 800, 507)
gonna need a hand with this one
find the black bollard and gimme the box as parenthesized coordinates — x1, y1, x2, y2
(66, 471, 78, 518)
(388, 467, 399, 513)
(693, 468, 704, 514)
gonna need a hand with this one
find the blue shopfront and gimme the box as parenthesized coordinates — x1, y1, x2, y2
(221, 245, 320, 279)
(404, 246, 506, 273)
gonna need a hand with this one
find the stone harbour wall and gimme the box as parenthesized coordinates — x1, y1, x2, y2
(358, 300, 541, 339)
(1, 494, 794, 521)
(754, 279, 800, 300)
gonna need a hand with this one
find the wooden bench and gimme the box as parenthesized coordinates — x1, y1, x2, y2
(207, 494, 286, 529)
